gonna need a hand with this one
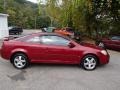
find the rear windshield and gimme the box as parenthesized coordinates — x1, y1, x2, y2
(14, 34, 31, 41)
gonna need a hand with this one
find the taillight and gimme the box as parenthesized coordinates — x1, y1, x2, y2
(3, 37, 9, 41)
(4, 36, 17, 41)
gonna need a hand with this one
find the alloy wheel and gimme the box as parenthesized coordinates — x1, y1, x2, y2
(82, 55, 97, 70)
(14, 55, 26, 69)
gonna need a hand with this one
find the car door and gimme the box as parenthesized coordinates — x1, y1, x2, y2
(110, 36, 120, 50)
(40, 35, 80, 64)
(104, 36, 120, 50)
(25, 36, 49, 62)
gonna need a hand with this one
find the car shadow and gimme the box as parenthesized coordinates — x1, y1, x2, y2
(27, 63, 111, 71)
(7, 70, 27, 81)
(29, 63, 80, 69)
(107, 49, 120, 52)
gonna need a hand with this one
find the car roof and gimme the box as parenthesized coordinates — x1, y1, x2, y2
(31, 32, 64, 36)
(34, 32, 70, 39)
(14, 32, 70, 41)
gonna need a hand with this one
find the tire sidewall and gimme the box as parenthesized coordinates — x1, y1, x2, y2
(12, 53, 29, 69)
(81, 55, 98, 71)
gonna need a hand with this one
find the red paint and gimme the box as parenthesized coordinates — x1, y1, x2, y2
(0, 33, 109, 65)
(102, 37, 120, 51)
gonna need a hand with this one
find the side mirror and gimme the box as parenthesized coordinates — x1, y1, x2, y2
(68, 42, 75, 48)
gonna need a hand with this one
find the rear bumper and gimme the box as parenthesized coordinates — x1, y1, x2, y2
(0, 49, 9, 60)
(0, 48, 1, 56)
(0, 47, 7, 60)
(0, 48, 3, 58)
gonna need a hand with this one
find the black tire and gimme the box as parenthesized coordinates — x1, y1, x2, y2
(11, 53, 29, 69)
(81, 55, 98, 71)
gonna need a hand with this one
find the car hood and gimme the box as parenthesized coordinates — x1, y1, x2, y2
(80, 42, 102, 50)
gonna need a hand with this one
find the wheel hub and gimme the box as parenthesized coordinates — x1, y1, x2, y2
(14, 56, 26, 68)
(84, 57, 96, 70)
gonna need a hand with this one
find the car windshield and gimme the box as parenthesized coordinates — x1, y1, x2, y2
(8, 26, 13, 29)
(14, 34, 31, 41)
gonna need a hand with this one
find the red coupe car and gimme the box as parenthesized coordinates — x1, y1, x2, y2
(97, 36, 120, 51)
(0, 33, 109, 70)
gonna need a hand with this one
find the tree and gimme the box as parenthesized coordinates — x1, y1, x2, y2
(44, 0, 94, 35)
(92, 0, 120, 37)
(0, 0, 51, 29)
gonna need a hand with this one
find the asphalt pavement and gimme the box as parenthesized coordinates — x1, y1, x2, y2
(0, 30, 120, 90)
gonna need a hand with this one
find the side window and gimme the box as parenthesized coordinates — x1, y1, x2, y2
(26, 36, 40, 43)
(40, 35, 70, 46)
(111, 36, 120, 40)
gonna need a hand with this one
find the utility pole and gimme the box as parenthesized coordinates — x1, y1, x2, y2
(35, 16, 37, 29)
(49, 16, 53, 27)
(3, 0, 7, 13)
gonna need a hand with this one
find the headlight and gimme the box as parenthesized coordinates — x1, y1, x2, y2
(101, 50, 108, 55)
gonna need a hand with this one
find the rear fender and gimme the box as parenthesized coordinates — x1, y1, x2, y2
(11, 48, 28, 58)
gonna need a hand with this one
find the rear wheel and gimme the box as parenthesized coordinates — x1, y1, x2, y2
(12, 53, 29, 69)
(81, 55, 98, 71)
(98, 42, 106, 49)
(98, 42, 105, 47)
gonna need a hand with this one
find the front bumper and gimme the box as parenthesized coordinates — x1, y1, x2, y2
(99, 53, 110, 65)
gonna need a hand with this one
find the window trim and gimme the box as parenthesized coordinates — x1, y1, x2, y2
(111, 36, 120, 40)
(25, 36, 41, 44)
(39, 35, 70, 46)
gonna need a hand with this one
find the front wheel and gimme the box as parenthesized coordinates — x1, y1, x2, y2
(81, 55, 98, 71)
(12, 53, 29, 69)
